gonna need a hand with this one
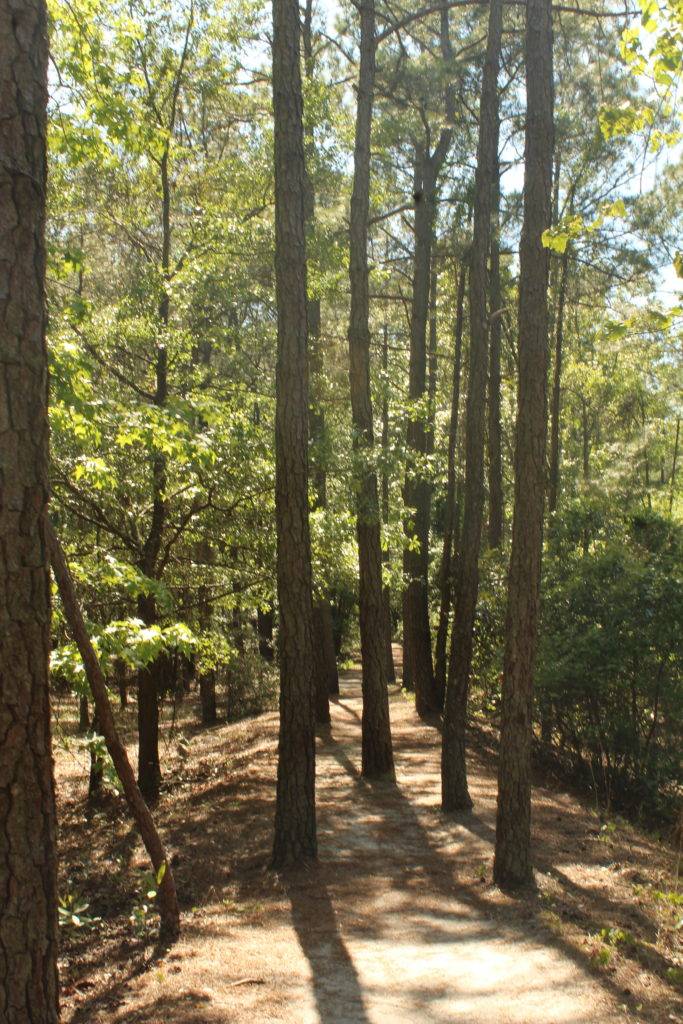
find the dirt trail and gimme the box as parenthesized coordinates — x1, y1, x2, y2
(61, 659, 681, 1024)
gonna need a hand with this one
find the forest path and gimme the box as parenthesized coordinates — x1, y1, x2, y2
(68, 655, 677, 1024)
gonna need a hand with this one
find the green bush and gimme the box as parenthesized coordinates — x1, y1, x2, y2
(536, 503, 683, 822)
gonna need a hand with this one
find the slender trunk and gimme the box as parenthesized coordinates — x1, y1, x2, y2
(78, 693, 91, 733)
(88, 712, 103, 801)
(271, 0, 317, 866)
(47, 522, 181, 939)
(442, 0, 503, 811)
(197, 550, 217, 725)
(548, 247, 569, 514)
(199, 671, 217, 725)
(0, 6, 59, 1014)
(582, 399, 590, 482)
(494, 0, 554, 888)
(670, 415, 680, 516)
(137, 593, 162, 802)
(258, 606, 275, 661)
(137, 146, 171, 802)
(381, 324, 396, 683)
(434, 261, 466, 704)
(303, 0, 338, 718)
(403, 158, 444, 716)
(347, 0, 394, 777)
(487, 160, 504, 547)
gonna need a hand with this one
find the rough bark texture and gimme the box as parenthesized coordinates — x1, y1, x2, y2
(403, 156, 440, 716)
(487, 161, 504, 548)
(303, 0, 339, 718)
(271, 0, 317, 866)
(347, 0, 394, 778)
(434, 262, 466, 705)
(0, 4, 60, 1018)
(47, 522, 181, 939)
(380, 324, 396, 684)
(548, 247, 569, 514)
(442, 0, 503, 811)
(494, 0, 554, 888)
(257, 606, 275, 661)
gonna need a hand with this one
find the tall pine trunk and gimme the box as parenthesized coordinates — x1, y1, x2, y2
(487, 159, 504, 548)
(442, 0, 503, 811)
(303, 0, 338, 719)
(380, 324, 396, 684)
(494, 0, 554, 888)
(271, 0, 317, 866)
(347, 0, 394, 778)
(548, 246, 569, 514)
(0, 2, 59, 1016)
(434, 261, 466, 704)
(403, 156, 440, 715)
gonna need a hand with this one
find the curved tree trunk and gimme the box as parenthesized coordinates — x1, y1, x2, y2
(271, 0, 317, 866)
(347, 0, 394, 778)
(442, 0, 503, 811)
(47, 522, 181, 939)
(494, 0, 554, 888)
(0, 4, 59, 1016)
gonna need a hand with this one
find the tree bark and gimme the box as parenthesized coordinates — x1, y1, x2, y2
(380, 324, 396, 684)
(47, 522, 181, 939)
(548, 246, 569, 514)
(442, 0, 503, 811)
(434, 261, 466, 705)
(487, 159, 504, 548)
(257, 606, 275, 661)
(0, 5, 59, 1016)
(494, 0, 554, 888)
(78, 693, 91, 733)
(199, 671, 217, 725)
(670, 415, 680, 517)
(303, 0, 339, 718)
(271, 0, 317, 866)
(347, 0, 394, 778)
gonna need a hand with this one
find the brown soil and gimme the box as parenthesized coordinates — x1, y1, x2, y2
(55, 653, 682, 1024)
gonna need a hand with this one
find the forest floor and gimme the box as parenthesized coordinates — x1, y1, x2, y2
(55, 651, 682, 1024)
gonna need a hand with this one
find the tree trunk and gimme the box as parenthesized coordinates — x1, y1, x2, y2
(78, 693, 91, 733)
(199, 671, 217, 725)
(47, 522, 181, 939)
(381, 323, 396, 684)
(257, 606, 275, 661)
(670, 415, 680, 516)
(487, 160, 504, 548)
(303, 0, 339, 717)
(434, 261, 466, 705)
(271, 0, 317, 866)
(0, 6, 59, 1015)
(548, 246, 569, 514)
(137, 593, 162, 803)
(494, 0, 554, 888)
(442, 0, 503, 811)
(347, 0, 394, 778)
(403, 156, 441, 716)
(88, 712, 103, 801)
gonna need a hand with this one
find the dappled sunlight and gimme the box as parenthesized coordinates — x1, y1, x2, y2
(56, 657, 679, 1023)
